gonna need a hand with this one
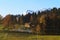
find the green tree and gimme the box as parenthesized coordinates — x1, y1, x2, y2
(0, 15, 3, 24)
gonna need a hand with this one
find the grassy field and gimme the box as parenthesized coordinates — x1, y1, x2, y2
(0, 25, 60, 40)
(0, 32, 60, 40)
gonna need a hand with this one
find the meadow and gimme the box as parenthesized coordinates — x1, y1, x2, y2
(0, 25, 60, 40)
(0, 32, 60, 40)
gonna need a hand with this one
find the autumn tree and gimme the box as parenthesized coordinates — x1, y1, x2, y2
(2, 14, 14, 30)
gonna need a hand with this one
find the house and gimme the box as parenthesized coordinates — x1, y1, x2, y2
(24, 23, 30, 29)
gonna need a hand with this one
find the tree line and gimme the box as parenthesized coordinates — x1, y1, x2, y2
(0, 7, 60, 34)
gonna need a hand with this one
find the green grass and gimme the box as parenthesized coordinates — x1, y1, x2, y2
(0, 32, 60, 40)
(0, 25, 60, 40)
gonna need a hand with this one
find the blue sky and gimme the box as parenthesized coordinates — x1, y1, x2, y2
(0, 0, 60, 17)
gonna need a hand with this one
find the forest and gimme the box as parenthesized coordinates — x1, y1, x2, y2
(0, 7, 60, 35)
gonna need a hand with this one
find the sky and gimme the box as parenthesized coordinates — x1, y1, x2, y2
(0, 0, 60, 17)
